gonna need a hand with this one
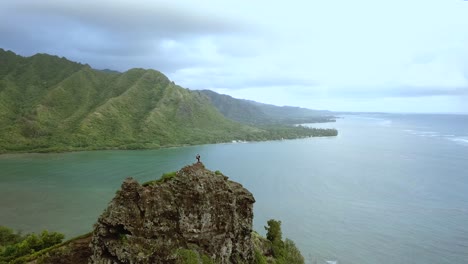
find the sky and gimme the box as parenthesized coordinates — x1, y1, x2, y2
(1, 0, 468, 113)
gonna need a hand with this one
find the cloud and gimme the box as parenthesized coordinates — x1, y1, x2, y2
(171, 66, 319, 90)
(9, 0, 244, 37)
(1, 0, 468, 112)
(0, 0, 252, 71)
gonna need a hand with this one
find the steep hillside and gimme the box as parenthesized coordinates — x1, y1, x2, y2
(0, 49, 337, 153)
(199, 89, 335, 125)
(0, 49, 254, 152)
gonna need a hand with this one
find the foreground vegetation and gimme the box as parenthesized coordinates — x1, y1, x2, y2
(0, 226, 64, 264)
(253, 219, 305, 264)
(168, 219, 305, 264)
(1, 219, 305, 264)
(0, 48, 337, 154)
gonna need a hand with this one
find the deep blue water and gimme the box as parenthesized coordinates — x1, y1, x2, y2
(0, 114, 467, 264)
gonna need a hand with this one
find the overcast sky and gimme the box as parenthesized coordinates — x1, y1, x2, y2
(1, 0, 468, 113)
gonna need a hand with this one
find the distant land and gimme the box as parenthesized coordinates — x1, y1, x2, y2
(0, 48, 337, 153)
(199, 90, 335, 125)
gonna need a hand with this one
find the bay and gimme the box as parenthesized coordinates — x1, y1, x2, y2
(1, 114, 468, 264)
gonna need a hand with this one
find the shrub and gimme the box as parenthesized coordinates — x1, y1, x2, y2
(0, 226, 23, 247)
(175, 249, 199, 264)
(159, 171, 177, 182)
(263, 220, 304, 264)
(142, 171, 177, 186)
(280, 239, 304, 264)
(0, 227, 64, 263)
(254, 248, 267, 264)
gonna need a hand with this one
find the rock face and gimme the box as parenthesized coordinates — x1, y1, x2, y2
(89, 163, 255, 264)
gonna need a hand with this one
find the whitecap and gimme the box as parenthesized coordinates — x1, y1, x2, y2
(379, 120, 392, 126)
(449, 137, 468, 145)
(416, 131, 438, 135)
(405, 130, 443, 138)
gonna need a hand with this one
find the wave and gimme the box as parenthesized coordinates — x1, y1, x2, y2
(403, 130, 440, 137)
(403, 129, 468, 146)
(379, 120, 392, 127)
(448, 137, 468, 145)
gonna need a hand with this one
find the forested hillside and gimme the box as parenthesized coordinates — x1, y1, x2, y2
(199, 89, 335, 125)
(0, 49, 337, 153)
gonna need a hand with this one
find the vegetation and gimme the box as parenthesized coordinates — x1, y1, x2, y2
(254, 248, 267, 264)
(0, 48, 337, 154)
(8, 232, 92, 264)
(142, 171, 178, 186)
(262, 219, 305, 264)
(0, 226, 64, 264)
(265, 219, 282, 243)
(175, 249, 214, 264)
(199, 89, 336, 125)
(1, 220, 304, 264)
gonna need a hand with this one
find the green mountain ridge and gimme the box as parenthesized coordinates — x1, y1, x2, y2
(0, 48, 337, 153)
(198, 89, 335, 124)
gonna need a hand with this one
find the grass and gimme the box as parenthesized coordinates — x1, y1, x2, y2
(142, 171, 177, 187)
(175, 249, 214, 264)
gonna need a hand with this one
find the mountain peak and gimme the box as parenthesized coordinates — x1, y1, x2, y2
(90, 164, 255, 263)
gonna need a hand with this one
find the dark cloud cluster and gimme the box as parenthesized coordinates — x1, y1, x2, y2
(0, 0, 249, 72)
(1, 0, 467, 112)
(14, 1, 243, 37)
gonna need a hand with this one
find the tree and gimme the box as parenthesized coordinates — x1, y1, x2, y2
(0, 226, 22, 247)
(265, 219, 282, 243)
(265, 219, 284, 258)
(263, 220, 304, 264)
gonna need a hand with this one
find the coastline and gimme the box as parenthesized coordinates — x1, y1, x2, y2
(0, 130, 338, 155)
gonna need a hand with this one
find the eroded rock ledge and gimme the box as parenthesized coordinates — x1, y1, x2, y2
(90, 163, 255, 264)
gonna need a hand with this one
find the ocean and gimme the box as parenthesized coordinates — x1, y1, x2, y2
(0, 114, 467, 263)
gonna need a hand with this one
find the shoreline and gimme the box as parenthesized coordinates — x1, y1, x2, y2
(0, 131, 338, 156)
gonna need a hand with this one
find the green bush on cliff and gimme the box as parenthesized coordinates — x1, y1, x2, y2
(175, 249, 213, 264)
(0, 226, 23, 247)
(254, 248, 267, 264)
(159, 171, 177, 182)
(143, 171, 177, 186)
(264, 219, 305, 264)
(0, 226, 64, 264)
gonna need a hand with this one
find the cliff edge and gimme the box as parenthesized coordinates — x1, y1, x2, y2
(13, 163, 304, 264)
(90, 162, 255, 264)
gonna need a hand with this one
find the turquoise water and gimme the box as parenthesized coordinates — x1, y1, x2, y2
(1, 114, 468, 264)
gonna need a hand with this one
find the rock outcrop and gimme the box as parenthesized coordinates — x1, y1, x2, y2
(89, 163, 255, 264)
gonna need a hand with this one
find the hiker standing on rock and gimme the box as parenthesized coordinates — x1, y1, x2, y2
(196, 154, 201, 163)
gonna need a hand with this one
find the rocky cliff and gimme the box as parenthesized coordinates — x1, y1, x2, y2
(14, 163, 303, 264)
(90, 163, 255, 264)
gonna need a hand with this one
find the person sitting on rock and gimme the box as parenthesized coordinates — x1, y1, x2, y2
(196, 154, 201, 163)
